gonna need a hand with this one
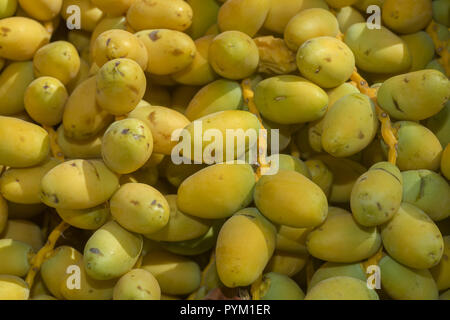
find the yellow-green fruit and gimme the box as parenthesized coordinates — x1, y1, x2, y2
(92, 29, 148, 70)
(217, 0, 270, 37)
(385, 121, 442, 171)
(350, 162, 403, 227)
(208, 31, 259, 80)
(135, 29, 196, 75)
(277, 154, 311, 178)
(0, 0, 17, 18)
(0, 275, 29, 300)
(145, 195, 211, 242)
(110, 183, 169, 234)
(0, 17, 50, 61)
(186, 0, 219, 39)
(63, 77, 114, 141)
(382, 0, 432, 34)
(0, 195, 6, 233)
(433, 0, 450, 27)
(61, 0, 104, 32)
(322, 93, 378, 157)
(113, 269, 161, 300)
(128, 105, 190, 155)
(258, 272, 305, 300)
(96, 59, 146, 116)
(254, 75, 328, 125)
(216, 208, 276, 288)
(0, 61, 34, 115)
(41, 246, 115, 300)
(177, 164, 256, 219)
(102, 119, 153, 174)
(141, 249, 201, 295)
(402, 170, 450, 222)
(56, 125, 103, 159)
(40, 159, 119, 210)
(379, 255, 439, 300)
(181, 110, 260, 163)
(308, 262, 366, 290)
(426, 59, 446, 74)
(0, 158, 61, 204)
(185, 79, 243, 121)
(90, 0, 134, 16)
(1, 220, 43, 252)
(305, 276, 378, 300)
(426, 102, 450, 148)
(255, 170, 328, 228)
(297, 37, 355, 88)
(0, 116, 49, 168)
(0, 239, 33, 277)
(57, 203, 110, 230)
(265, 251, 309, 276)
(344, 23, 411, 74)
(442, 144, 450, 180)
(67, 58, 90, 94)
(24, 77, 68, 126)
(401, 32, 435, 72)
(33, 41, 80, 85)
(127, 0, 192, 31)
(305, 160, 333, 197)
(326, 0, 357, 7)
(381, 203, 444, 269)
(377, 70, 450, 121)
(430, 236, 450, 291)
(172, 35, 217, 86)
(263, 0, 329, 34)
(284, 8, 339, 51)
(306, 209, 381, 262)
(336, 6, 365, 32)
(18, 0, 62, 21)
(353, 0, 384, 11)
(84, 221, 143, 280)
(89, 15, 127, 55)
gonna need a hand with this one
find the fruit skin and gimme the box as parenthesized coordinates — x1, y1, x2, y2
(382, 0, 432, 34)
(217, 0, 270, 37)
(92, 29, 148, 70)
(135, 29, 196, 75)
(110, 183, 169, 235)
(24, 77, 68, 126)
(401, 32, 435, 72)
(61, 0, 104, 33)
(56, 203, 110, 230)
(321, 93, 378, 158)
(258, 272, 305, 300)
(433, 0, 450, 27)
(305, 276, 378, 300)
(1, 219, 43, 251)
(306, 209, 381, 263)
(263, 0, 329, 34)
(102, 119, 153, 174)
(377, 70, 450, 121)
(90, 0, 134, 17)
(265, 251, 308, 277)
(56, 125, 103, 159)
(284, 8, 339, 51)
(141, 249, 201, 295)
(0, 17, 50, 61)
(278, 154, 311, 178)
(336, 5, 365, 33)
(430, 235, 450, 291)
(254, 75, 328, 125)
(325, 0, 357, 8)
(0, 158, 61, 204)
(379, 255, 439, 300)
(0, 0, 17, 19)
(84, 221, 143, 281)
(186, 0, 219, 40)
(402, 170, 450, 222)
(344, 23, 411, 74)
(305, 160, 333, 197)
(383, 121, 442, 172)
(0, 275, 29, 300)
(297, 36, 355, 89)
(216, 208, 276, 288)
(177, 164, 256, 219)
(0, 61, 35, 115)
(145, 194, 211, 242)
(113, 269, 161, 300)
(127, 0, 193, 32)
(426, 102, 450, 148)
(0, 116, 50, 168)
(442, 144, 450, 180)
(128, 105, 190, 156)
(63, 77, 114, 141)
(308, 262, 367, 291)
(0, 239, 33, 277)
(40, 159, 119, 210)
(351, 162, 403, 227)
(255, 170, 328, 228)
(208, 31, 259, 80)
(381, 203, 444, 270)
